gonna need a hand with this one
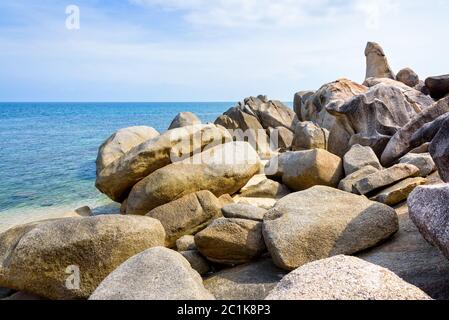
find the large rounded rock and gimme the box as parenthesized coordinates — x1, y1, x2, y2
(126, 141, 261, 215)
(168, 112, 201, 130)
(274, 149, 343, 191)
(343, 144, 382, 175)
(292, 121, 329, 151)
(222, 204, 267, 222)
(425, 75, 449, 100)
(89, 247, 214, 300)
(327, 83, 434, 157)
(239, 176, 290, 199)
(204, 259, 286, 300)
(381, 97, 449, 166)
(215, 108, 271, 158)
(399, 153, 436, 177)
(96, 124, 231, 202)
(96, 126, 159, 174)
(293, 91, 314, 118)
(263, 186, 398, 270)
(195, 218, 266, 265)
(146, 190, 222, 247)
(409, 184, 449, 257)
(396, 68, 420, 88)
(296, 79, 367, 130)
(265, 255, 431, 300)
(215, 96, 295, 157)
(365, 42, 395, 80)
(242, 96, 296, 130)
(0, 215, 165, 299)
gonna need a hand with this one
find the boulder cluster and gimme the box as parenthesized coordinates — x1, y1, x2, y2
(1, 42, 449, 300)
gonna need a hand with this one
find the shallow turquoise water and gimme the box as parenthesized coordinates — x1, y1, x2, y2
(0, 102, 233, 215)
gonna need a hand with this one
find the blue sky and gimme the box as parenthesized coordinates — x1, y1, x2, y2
(0, 0, 448, 102)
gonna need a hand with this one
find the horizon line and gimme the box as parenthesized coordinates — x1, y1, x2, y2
(0, 100, 294, 104)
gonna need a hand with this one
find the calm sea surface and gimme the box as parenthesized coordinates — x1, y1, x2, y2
(0, 102, 234, 217)
(0, 102, 292, 227)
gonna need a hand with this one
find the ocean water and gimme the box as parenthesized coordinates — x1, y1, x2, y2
(0, 102, 233, 223)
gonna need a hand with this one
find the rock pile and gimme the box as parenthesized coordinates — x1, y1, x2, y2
(1, 41, 448, 301)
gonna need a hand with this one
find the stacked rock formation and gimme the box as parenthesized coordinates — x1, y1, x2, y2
(2, 42, 449, 301)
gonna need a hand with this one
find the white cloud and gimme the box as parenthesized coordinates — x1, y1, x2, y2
(354, 0, 399, 29)
(131, 0, 403, 29)
(131, 0, 355, 28)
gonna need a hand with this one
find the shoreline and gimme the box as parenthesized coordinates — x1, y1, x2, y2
(0, 198, 120, 234)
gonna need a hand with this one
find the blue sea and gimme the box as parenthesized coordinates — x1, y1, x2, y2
(0, 102, 235, 227)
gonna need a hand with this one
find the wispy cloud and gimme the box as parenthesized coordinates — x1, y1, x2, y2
(130, 0, 396, 29)
(0, 0, 448, 101)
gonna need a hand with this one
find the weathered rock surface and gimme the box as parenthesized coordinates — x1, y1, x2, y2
(270, 149, 343, 191)
(365, 42, 395, 80)
(176, 235, 196, 252)
(343, 144, 382, 175)
(204, 259, 286, 300)
(168, 112, 201, 130)
(292, 121, 329, 151)
(126, 141, 260, 215)
(89, 247, 214, 300)
(363, 77, 432, 100)
(355, 164, 419, 195)
(146, 190, 222, 247)
(195, 218, 266, 265)
(263, 186, 398, 270)
(181, 250, 211, 276)
(429, 119, 449, 182)
(425, 75, 449, 100)
(371, 177, 427, 206)
(327, 83, 434, 157)
(296, 78, 367, 130)
(399, 153, 436, 177)
(242, 96, 296, 130)
(396, 68, 420, 88)
(96, 124, 231, 202)
(0, 215, 166, 299)
(293, 90, 314, 118)
(218, 194, 234, 207)
(215, 107, 272, 157)
(410, 143, 430, 154)
(266, 255, 431, 300)
(232, 196, 277, 210)
(409, 184, 449, 257)
(359, 203, 449, 300)
(381, 97, 449, 166)
(216, 96, 296, 136)
(96, 126, 160, 175)
(269, 126, 294, 150)
(222, 204, 267, 222)
(239, 178, 290, 199)
(410, 113, 449, 150)
(338, 165, 380, 193)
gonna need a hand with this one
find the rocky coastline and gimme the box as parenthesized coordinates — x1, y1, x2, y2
(1, 42, 449, 300)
